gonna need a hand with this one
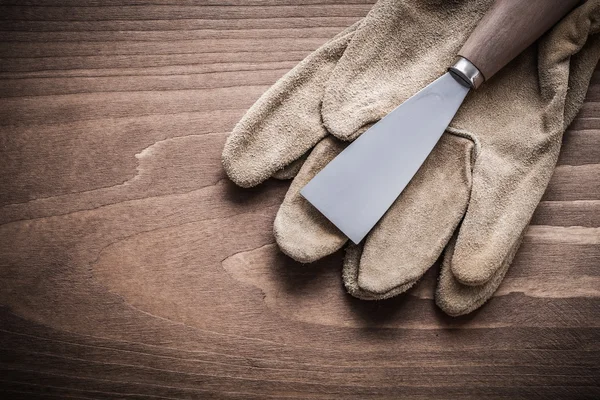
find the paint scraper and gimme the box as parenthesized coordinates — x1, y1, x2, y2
(301, 0, 580, 244)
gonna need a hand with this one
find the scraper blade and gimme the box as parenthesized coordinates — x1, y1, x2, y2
(300, 72, 470, 244)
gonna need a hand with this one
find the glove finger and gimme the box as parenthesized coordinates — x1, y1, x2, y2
(343, 244, 418, 300)
(274, 137, 348, 263)
(540, 0, 600, 128)
(222, 22, 359, 188)
(435, 232, 523, 316)
(271, 153, 308, 180)
(448, 143, 557, 286)
(344, 132, 474, 299)
(322, 0, 487, 141)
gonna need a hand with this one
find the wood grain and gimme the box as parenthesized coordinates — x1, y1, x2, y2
(0, 1, 598, 399)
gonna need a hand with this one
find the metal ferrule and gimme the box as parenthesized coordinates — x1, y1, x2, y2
(448, 57, 484, 89)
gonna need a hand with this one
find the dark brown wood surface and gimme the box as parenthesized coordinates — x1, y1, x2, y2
(0, 1, 598, 399)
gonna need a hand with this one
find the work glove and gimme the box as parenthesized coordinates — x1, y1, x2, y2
(222, 0, 600, 316)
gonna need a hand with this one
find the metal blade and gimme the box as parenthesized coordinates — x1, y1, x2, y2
(300, 72, 470, 244)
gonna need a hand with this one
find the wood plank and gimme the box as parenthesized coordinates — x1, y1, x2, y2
(0, 1, 598, 399)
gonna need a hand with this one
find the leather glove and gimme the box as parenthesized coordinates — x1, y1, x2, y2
(223, 0, 600, 315)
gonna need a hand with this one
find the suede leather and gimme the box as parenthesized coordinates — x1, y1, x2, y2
(222, 0, 600, 315)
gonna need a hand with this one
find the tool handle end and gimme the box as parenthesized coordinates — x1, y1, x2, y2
(458, 0, 580, 84)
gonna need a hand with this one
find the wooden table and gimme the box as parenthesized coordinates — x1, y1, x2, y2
(1, 1, 598, 399)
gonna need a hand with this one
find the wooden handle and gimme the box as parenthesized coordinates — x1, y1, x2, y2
(458, 0, 580, 82)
